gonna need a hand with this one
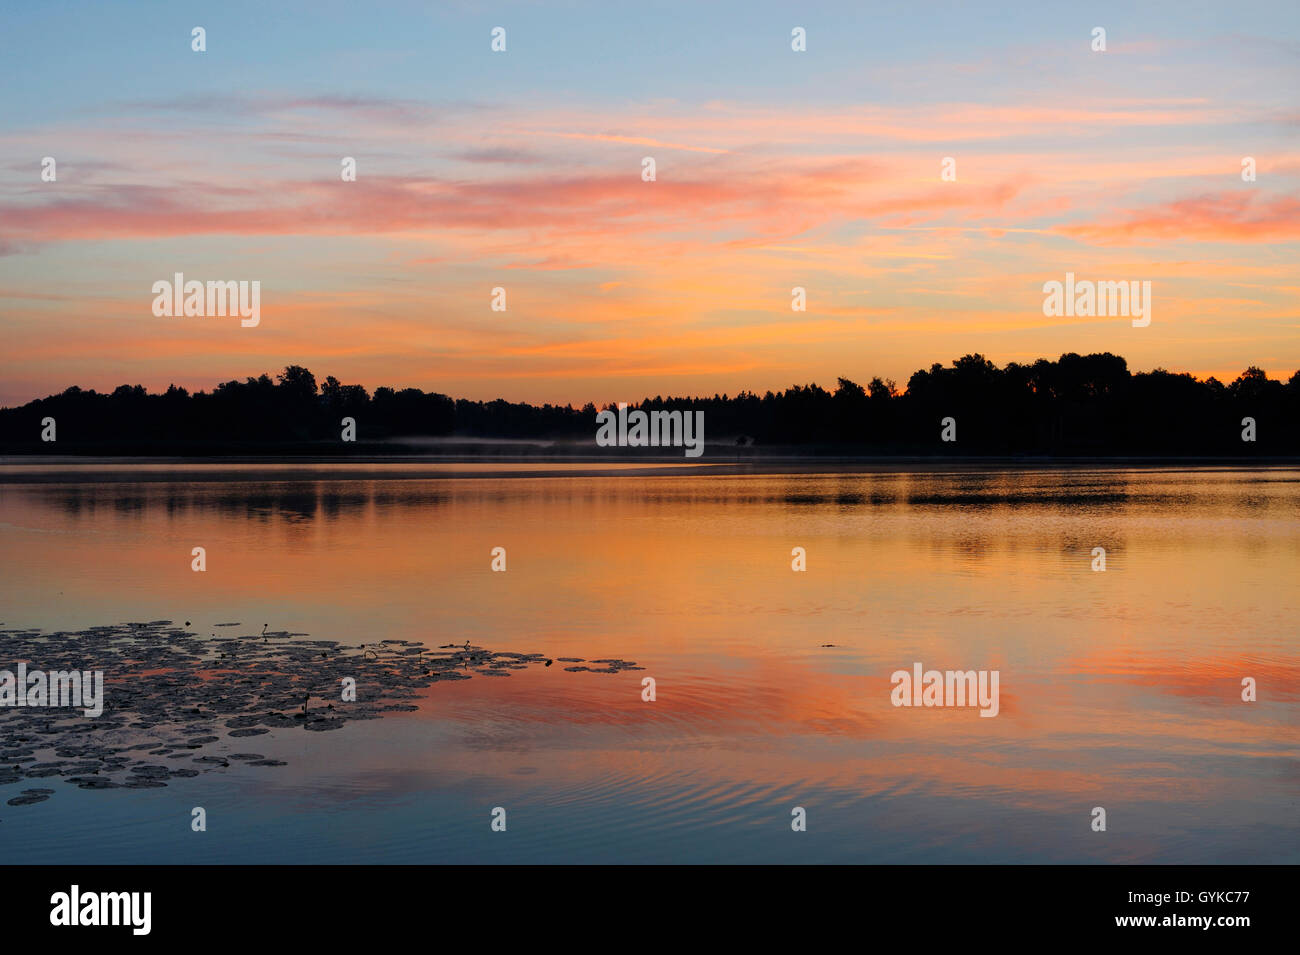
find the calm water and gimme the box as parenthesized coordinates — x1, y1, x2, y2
(1, 463, 1297, 863)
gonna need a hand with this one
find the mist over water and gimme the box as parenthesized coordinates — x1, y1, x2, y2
(1, 464, 1296, 863)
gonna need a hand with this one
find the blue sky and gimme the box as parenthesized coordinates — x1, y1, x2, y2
(1, 1, 1297, 406)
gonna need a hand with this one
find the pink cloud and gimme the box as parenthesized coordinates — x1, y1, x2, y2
(1058, 192, 1300, 244)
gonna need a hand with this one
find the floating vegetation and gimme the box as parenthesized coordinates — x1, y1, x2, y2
(0, 620, 640, 813)
(562, 658, 642, 674)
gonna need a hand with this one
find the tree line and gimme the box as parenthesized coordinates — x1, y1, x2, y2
(2, 353, 1297, 455)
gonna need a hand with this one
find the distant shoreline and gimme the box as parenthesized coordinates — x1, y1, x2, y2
(6, 355, 1298, 459)
(2, 453, 1297, 484)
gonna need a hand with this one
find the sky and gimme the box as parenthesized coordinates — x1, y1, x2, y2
(1, 0, 1298, 408)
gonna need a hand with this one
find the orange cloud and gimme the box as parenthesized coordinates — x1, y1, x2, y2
(1058, 192, 1300, 244)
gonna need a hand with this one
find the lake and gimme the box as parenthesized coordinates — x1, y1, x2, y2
(1, 462, 1296, 863)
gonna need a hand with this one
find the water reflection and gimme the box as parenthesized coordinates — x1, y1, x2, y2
(0, 465, 1296, 863)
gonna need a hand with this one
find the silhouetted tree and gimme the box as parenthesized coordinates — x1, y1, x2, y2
(2, 356, 1296, 456)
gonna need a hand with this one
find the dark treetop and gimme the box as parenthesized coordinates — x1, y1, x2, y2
(2, 354, 1297, 456)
